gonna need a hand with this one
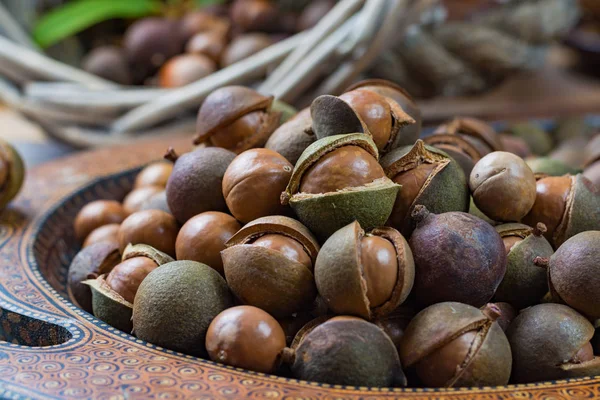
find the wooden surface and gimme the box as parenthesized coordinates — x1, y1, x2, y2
(1, 135, 600, 399)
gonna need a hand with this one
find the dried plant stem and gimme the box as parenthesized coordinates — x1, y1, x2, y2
(0, 3, 38, 51)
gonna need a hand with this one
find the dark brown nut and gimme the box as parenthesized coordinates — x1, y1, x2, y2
(522, 174, 600, 248)
(0, 138, 25, 211)
(381, 140, 469, 236)
(282, 134, 400, 241)
(310, 89, 415, 153)
(507, 303, 600, 383)
(400, 302, 512, 387)
(297, 0, 335, 31)
(83, 224, 120, 248)
(134, 161, 173, 189)
(289, 318, 406, 387)
(315, 221, 414, 320)
(535, 231, 600, 319)
(123, 186, 163, 216)
(84, 244, 173, 332)
(123, 18, 182, 84)
(81, 46, 132, 85)
(175, 211, 241, 274)
(117, 209, 179, 257)
(68, 242, 120, 313)
(469, 151, 537, 222)
(230, 0, 280, 33)
(179, 11, 230, 44)
(493, 302, 516, 332)
(220, 33, 273, 68)
(133, 261, 234, 356)
(493, 223, 552, 310)
(504, 122, 553, 156)
(165, 147, 236, 223)
(265, 108, 315, 165)
(345, 79, 422, 147)
(223, 148, 292, 223)
(424, 117, 502, 176)
(74, 200, 127, 242)
(194, 86, 281, 154)
(158, 54, 216, 88)
(409, 205, 507, 307)
(206, 305, 286, 373)
(222, 216, 319, 318)
(498, 133, 531, 158)
(526, 157, 582, 177)
(185, 31, 227, 62)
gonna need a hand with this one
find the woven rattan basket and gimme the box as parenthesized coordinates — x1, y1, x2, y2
(0, 0, 580, 148)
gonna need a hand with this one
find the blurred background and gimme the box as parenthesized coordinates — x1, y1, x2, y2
(1, 0, 599, 167)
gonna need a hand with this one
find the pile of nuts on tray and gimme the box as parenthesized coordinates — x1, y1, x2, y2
(69, 80, 600, 388)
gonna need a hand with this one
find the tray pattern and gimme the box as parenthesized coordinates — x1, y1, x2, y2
(1, 135, 600, 399)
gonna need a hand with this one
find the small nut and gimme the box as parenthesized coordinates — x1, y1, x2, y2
(74, 200, 127, 243)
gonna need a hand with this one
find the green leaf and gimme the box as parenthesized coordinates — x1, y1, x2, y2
(33, 0, 162, 48)
(194, 0, 226, 8)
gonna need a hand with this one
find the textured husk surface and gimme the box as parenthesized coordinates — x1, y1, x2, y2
(85, 275, 134, 333)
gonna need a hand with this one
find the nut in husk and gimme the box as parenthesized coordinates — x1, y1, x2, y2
(507, 304, 600, 383)
(265, 108, 315, 165)
(493, 223, 553, 310)
(0, 138, 25, 211)
(522, 174, 600, 248)
(84, 244, 173, 332)
(314, 221, 414, 320)
(222, 216, 319, 318)
(68, 242, 120, 313)
(310, 89, 415, 153)
(289, 318, 407, 387)
(409, 206, 507, 307)
(193, 86, 281, 154)
(281, 134, 400, 241)
(399, 302, 512, 387)
(133, 260, 233, 356)
(345, 79, 422, 147)
(381, 139, 469, 236)
(534, 231, 600, 319)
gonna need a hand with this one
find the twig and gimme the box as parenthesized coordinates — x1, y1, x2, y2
(259, 0, 364, 94)
(112, 30, 307, 134)
(0, 36, 115, 87)
(0, 2, 39, 51)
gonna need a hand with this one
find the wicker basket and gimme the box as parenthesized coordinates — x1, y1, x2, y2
(0, 0, 580, 148)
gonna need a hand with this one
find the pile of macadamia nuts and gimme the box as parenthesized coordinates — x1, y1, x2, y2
(70, 80, 600, 388)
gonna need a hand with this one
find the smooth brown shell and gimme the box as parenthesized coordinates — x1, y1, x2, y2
(117, 209, 179, 257)
(159, 54, 216, 88)
(175, 212, 241, 274)
(265, 108, 315, 165)
(74, 200, 127, 242)
(105, 257, 159, 304)
(186, 31, 227, 62)
(222, 149, 292, 223)
(469, 151, 537, 222)
(194, 86, 274, 145)
(314, 221, 414, 320)
(220, 33, 273, 68)
(134, 161, 173, 189)
(123, 186, 163, 216)
(206, 305, 286, 373)
(83, 224, 120, 248)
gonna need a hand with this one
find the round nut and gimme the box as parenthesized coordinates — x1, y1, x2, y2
(118, 209, 179, 257)
(74, 200, 127, 242)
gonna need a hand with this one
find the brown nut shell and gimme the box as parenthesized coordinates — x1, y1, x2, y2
(194, 86, 274, 145)
(83, 224, 120, 248)
(469, 151, 537, 222)
(345, 79, 422, 147)
(206, 305, 286, 373)
(74, 200, 127, 242)
(314, 221, 414, 320)
(223, 216, 319, 318)
(134, 161, 173, 189)
(434, 117, 502, 154)
(175, 212, 241, 274)
(159, 54, 216, 88)
(186, 30, 227, 62)
(223, 149, 292, 223)
(123, 186, 163, 216)
(507, 303, 600, 383)
(0, 139, 25, 210)
(117, 210, 179, 257)
(310, 95, 367, 140)
(400, 302, 512, 387)
(220, 33, 273, 68)
(105, 257, 159, 304)
(85, 274, 134, 333)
